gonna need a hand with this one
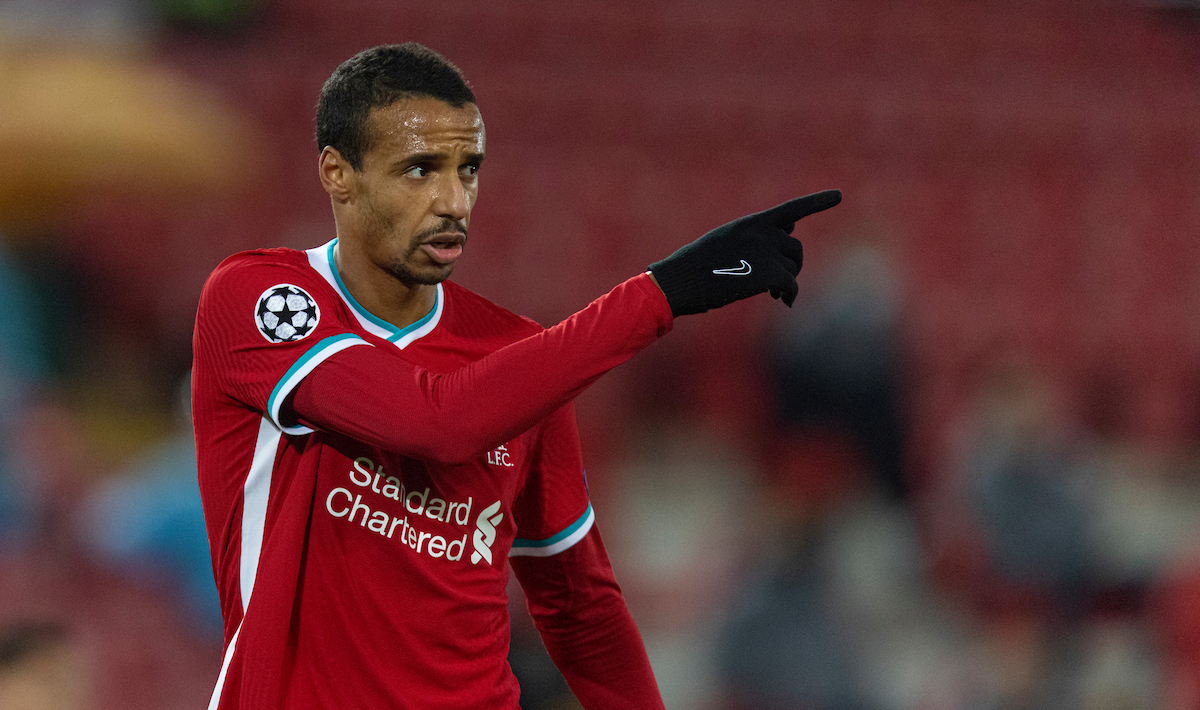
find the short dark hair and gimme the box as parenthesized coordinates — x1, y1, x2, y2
(316, 43, 476, 171)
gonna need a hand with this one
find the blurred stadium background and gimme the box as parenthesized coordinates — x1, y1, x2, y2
(3, 0, 1200, 708)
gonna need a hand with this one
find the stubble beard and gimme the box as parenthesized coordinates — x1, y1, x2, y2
(361, 197, 465, 288)
(384, 253, 449, 288)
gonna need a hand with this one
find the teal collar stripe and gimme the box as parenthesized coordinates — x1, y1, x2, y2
(326, 240, 440, 344)
(267, 332, 368, 432)
(512, 503, 594, 550)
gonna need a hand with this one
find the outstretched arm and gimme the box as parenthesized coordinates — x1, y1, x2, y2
(274, 191, 840, 464)
(511, 526, 665, 710)
(288, 273, 671, 464)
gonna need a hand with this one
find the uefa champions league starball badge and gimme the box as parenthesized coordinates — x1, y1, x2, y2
(255, 284, 320, 343)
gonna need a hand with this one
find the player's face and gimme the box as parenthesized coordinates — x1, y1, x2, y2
(351, 97, 485, 286)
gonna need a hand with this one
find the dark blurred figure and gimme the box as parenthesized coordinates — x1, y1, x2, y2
(716, 522, 873, 710)
(716, 437, 887, 710)
(953, 358, 1105, 710)
(768, 231, 909, 502)
(964, 359, 1098, 612)
(717, 231, 929, 710)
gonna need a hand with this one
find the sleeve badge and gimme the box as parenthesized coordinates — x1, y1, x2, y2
(254, 284, 321, 343)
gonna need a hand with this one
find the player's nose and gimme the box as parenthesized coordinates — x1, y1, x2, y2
(433, 171, 470, 221)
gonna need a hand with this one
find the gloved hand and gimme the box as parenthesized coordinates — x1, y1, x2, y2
(647, 189, 841, 317)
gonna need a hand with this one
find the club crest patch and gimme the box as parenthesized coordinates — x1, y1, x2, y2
(255, 284, 320, 343)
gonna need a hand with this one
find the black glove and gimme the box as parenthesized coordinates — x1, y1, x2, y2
(647, 189, 842, 317)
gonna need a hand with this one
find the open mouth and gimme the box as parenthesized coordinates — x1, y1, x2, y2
(420, 235, 465, 265)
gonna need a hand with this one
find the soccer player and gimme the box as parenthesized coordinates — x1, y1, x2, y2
(192, 43, 840, 710)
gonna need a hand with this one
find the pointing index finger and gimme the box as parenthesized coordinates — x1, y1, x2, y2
(759, 189, 842, 227)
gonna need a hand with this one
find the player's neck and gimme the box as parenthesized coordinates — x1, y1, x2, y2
(333, 243, 438, 330)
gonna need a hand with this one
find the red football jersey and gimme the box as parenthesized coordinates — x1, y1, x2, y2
(191, 240, 672, 709)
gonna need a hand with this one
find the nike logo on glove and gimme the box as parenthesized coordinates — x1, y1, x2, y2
(712, 260, 752, 276)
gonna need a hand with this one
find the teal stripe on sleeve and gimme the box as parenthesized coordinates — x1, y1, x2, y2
(511, 503, 594, 550)
(266, 333, 368, 431)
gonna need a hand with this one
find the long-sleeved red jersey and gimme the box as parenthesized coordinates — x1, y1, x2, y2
(191, 239, 670, 709)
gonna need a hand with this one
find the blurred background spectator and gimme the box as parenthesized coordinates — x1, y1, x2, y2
(4, 0, 1200, 708)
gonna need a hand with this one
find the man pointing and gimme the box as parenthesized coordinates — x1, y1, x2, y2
(192, 42, 839, 710)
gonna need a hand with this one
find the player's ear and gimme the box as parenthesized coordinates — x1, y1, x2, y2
(319, 146, 354, 203)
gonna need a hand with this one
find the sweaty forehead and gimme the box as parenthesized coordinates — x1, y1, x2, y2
(365, 97, 485, 158)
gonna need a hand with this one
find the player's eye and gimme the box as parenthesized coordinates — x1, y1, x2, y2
(404, 165, 431, 178)
(459, 164, 479, 178)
